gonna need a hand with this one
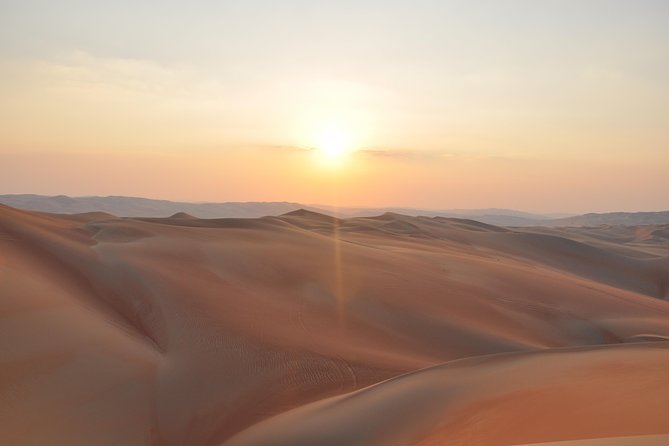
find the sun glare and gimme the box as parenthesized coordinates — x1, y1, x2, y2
(308, 121, 360, 167)
(297, 108, 370, 167)
(317, 125, 350, 162)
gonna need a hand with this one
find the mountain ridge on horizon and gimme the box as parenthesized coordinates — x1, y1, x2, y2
(1, 193, 668, 227)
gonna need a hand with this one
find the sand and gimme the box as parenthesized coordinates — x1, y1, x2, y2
(0, 203, 668, 445)
(515, 435, 669, 446)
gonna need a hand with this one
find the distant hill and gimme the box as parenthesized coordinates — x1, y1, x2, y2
(0, 195, 305, 218)
(544, 211, 669, 227)
(0, 194, 666, 227)
(315, 205, 558, 225)
(0, 194, 557, 224)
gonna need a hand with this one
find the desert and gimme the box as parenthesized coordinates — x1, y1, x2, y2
(1, 203, 668, 445)
(2, 2, 668, 444)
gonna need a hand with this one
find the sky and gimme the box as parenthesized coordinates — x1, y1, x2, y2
(1, 0, 668, 213)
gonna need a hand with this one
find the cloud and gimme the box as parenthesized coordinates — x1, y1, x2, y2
(355, 148, 493, 163)
(258, 144, 315, 153)
(356, 148, 443, 160)
(353, 147, 550, 166)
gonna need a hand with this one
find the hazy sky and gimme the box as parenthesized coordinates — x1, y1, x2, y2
(1, 0, 668, 212)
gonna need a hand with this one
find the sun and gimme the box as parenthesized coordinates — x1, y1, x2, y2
(296, 110, 369, 167)
(318, 126, 350, 160)
(312, 123, 355, 166)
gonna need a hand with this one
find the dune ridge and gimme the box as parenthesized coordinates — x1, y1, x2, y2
(513, 434, 669, 446)
(0, 204, 668, 445)
(3, 194, 668, 227)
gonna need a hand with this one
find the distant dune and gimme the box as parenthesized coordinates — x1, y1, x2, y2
(2, 194, 668, 227)
(544, 211, 669, 227)
(0, 194, 558, 225)
(1, 203, 668, 445)
(0, 194, 306, 218)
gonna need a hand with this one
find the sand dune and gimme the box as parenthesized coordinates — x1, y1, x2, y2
(522, 435, 669, 446)
(1, 204, 668, 445)
(514, 434, 669, 446)
(226, 343, 669, 446)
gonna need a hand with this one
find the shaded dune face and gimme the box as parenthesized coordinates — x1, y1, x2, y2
(0, 204, 668, 446)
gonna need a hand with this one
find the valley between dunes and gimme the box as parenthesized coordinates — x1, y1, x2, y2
(1, 204, 668, 446)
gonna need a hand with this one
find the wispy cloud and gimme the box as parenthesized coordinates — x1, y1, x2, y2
(355, 148, 444, 160)
(255, 144, 315, 153)
(354, 147, 550, 165)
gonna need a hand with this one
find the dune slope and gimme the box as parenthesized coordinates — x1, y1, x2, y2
(225, 343, 669, 446)
(0, 204, 668, 445)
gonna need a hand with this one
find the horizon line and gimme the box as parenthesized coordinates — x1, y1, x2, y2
(2, 192, 669, 216)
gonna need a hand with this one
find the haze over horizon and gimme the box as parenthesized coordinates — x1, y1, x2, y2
(2, 0, 668, 213)
(2, 192, 666, 217)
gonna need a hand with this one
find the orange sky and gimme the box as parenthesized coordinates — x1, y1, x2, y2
(1, 1, 668, 213)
